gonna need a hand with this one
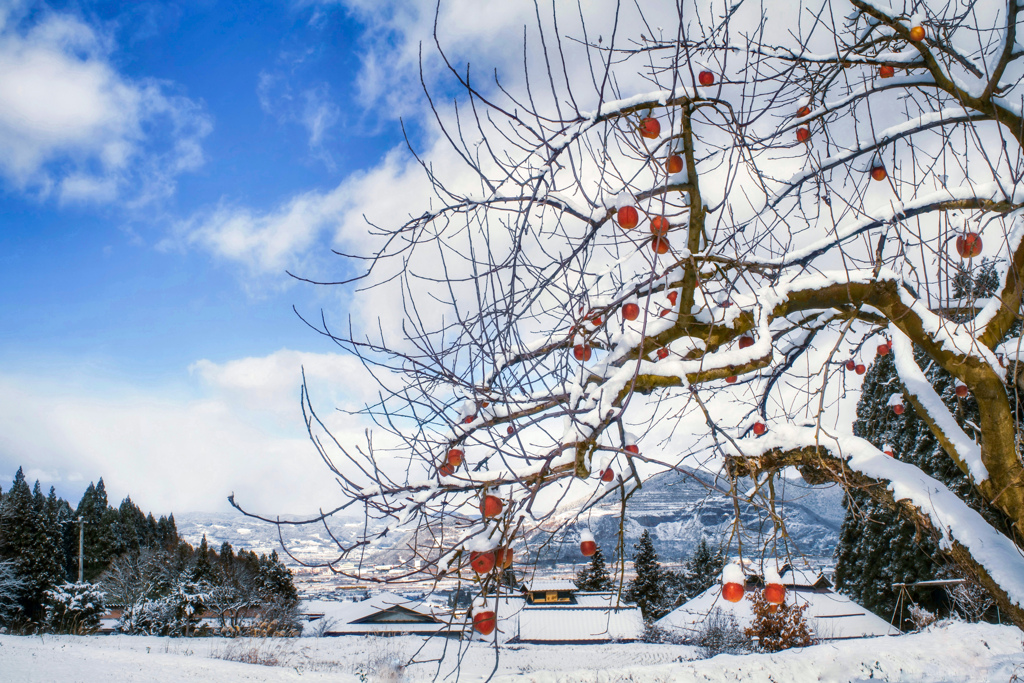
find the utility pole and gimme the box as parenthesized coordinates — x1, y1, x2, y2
(62, 517, 88, 583)
(77, 516, 85, 583)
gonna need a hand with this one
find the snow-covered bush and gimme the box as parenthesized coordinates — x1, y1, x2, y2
(118, 597, 173, 635)
(43, 582, 106, 635)
(695, 608, 749, 658)
(0, 559, 26, 628)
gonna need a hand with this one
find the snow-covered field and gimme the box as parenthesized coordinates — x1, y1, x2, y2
(1, 622, 1021, 682)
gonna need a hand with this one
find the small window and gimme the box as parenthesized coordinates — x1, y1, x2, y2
(545, 591, 557, 602)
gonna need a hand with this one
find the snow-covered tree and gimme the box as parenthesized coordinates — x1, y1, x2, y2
(230, 0, 1024, 630)
(0, 559, 27, 627)
(0, 468, 64, 625)
(574, 546, 613, 592)
(627, 530, 666, 620)
(43, 582, 106, 635)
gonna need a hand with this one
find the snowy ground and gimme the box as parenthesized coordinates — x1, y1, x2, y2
(0, 622, 1021, 682)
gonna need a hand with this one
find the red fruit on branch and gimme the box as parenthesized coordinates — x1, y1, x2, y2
(622, 302, 640, 321)
(909, 25, 925, 41)
(796, 127, 810, 143)
(447, 448, 464, 467)
(625, 444, 639, 455)
(591, 315, 602, 326)
(573, 344, 593, 361)
(580, 539, 597, 556)
(616, 205, 639, 230)
(439, 463, 454, 477)
(880, 65, 895, 78)
(639, 117, 661, 139)
(659, 309, 669, 317)
(870, 165, 887, 181)
(726, 375, 737, 384)
(470, 551, 496, 574)
(494, 547, 514, 569)
(877, 343, 890, 356)
(666, 155, 684, 174)
(464, 415, 475, 424)
(722, 582, 744, 603)
(481, 495, 503, 518)
(657, 348, 669, 359)
(955, 232, 983, 259)
(893, 404, 905, 415)
(698, 70, 715, 86)
(473, 611, 496, 635)
(601, 468, 614, 482)
(856, 364, 866, 375)
(667, 291, 678, 305)
(507, 425, 515, 435)
(845, 360, 856, 371)
(650, 216, 670, 237)
(764, 583, 786, 604)
(955, 383, 969, 398)
(752, 422, 766, 435)
(651, 236, 671, 254)
(797, 105, 811, 117)
(739, 336, 754, 349)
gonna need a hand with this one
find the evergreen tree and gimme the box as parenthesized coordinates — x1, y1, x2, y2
(834, 278, 1015, 629)
(626, 530, 666, 621)
(0, 469, 64, 624)
(680, 537, 725, 603)
(574, 546, 612, 592)
(75, 480, 117, 582)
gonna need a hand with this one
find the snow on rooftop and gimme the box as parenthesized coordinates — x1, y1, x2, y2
(526, 579, 578, 592)
(518, 606, 644, 643)
(658, 583, 899, 641)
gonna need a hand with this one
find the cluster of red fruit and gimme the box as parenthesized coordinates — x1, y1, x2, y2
(469, 546, 514, 575)
(722, 578, 785, 604)
(621, 78, 721, 257)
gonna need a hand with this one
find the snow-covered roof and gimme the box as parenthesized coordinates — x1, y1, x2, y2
(526, 580, 578, 592)
(657, 584, 899, 641)
(304, 594, 460, 636)
(517, 606, 644, 643)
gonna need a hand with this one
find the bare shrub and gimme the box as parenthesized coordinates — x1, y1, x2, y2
(696, 608, 750, 659)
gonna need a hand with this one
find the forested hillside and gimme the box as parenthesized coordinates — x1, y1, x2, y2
(0, 468, 298, 635)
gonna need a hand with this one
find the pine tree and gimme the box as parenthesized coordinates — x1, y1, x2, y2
(683, 537, 725, 600)
(574, 546, 612, 592)
(626, 529, 665, 621)
(75, 480, 117, 581)
(0, 469, 64, 624)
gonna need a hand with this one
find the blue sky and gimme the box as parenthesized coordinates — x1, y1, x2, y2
(0, 0, 448, 514)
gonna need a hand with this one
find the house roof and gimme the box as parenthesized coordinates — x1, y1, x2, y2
(517, 606, 644, 643)
(656, 583, 899, 640)
(305, 593, 460, 636)
(525, 580, 578, 592)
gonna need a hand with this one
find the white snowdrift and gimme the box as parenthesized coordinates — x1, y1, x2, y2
(0, 622, 1021, 682)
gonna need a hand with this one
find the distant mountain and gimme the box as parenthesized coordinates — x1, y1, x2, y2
(529, 467, 844, 564)
(175, 468, 844, 570)
(173, 511, 367, 564)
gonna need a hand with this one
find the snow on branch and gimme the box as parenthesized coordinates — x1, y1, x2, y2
(890, 327, 988, 482)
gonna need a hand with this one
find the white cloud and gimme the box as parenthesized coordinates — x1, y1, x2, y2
(0, 349, 385, 515)
(165, 143, 440, 280)
(0, 4, 210, 203)
(257, 69, 340, 164)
